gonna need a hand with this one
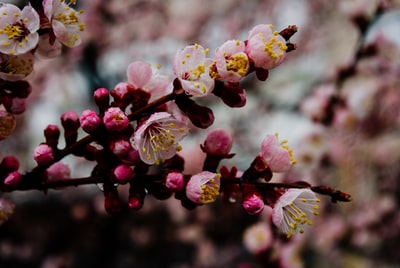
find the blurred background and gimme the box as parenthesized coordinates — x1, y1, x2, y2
(1, 0, 400, 267)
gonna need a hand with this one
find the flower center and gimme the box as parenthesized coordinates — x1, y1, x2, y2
(261, 31, 287, 60)
(199, 174, 221, 203)
(226, 53, 248, 75)
(142, 122, 186, 165)
(283, 197, 320, 238)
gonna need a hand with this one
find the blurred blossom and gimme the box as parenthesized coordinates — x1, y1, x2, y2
(243, 222, 273, 254)
(0, 198, 15, 224)
(0, 52, 34, 81)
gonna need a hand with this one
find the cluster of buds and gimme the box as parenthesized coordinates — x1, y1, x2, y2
(0, 1, 351, 240)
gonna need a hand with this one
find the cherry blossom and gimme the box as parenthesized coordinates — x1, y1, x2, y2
(0, 3, 39, 55)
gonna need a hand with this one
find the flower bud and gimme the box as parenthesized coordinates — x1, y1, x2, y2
(3, 171, 21, 188)
(128, 185, 146, 210)
(44, 124, 60, 148)
(203, 129, 233, 155)
(0, 156, 19, 173)
(242, 187, 264, 215)
(110, 82, 134, 109)
(103, 107, 129, 132)
(46, 162, 70, 181)
(94, 88, 110, 111)
(80, 109, 101, 133)
(165, 171, 184, 191)
(61, 111, 80, 131)
(33, 144, 54, 166)
(112, 164, 134, 184)
(3, 96, 26, 114)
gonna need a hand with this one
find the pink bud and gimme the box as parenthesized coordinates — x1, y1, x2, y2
(0, 156, 19, 172)
(94, 88, 110, 110)
(113, 164, 133, 184)
(128, 186, 146, 210)
(103, 107, 129, 132)
(61, 111, 80, 130)
(3, 171, 21, 188)
(203, 129, 233, 155)
(46, 162, 70, 181)
(110, 139, 132, 156)
(110, 82, 134, 108)
(165, 171, 184, 191)
(33, 144, 54, 166)
(242, 191, 264, 215)
(3, 97, 26, 114)
(80, 109, 101, 133)
(44, 124, 60, 147)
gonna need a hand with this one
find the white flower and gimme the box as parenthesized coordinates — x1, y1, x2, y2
(131, 112, 190, 165)
(272, 189, 320, 238)
(0, 3, 40, 55)
(173, 44, 215, 97)
(43, 0, 85, 47)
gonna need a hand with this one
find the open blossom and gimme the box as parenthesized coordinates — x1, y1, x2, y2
(215, 40, 249, 82)
(0, 52, 34, 81)
(272, 189, 320, 238)
(246, 24, 288, 69)
(0, 3, 40, 55)
(260, 133, 296, 173)
(131, 112, 189, 165)
(186, 171, 221, 204)
(127, 61, 171, 101)
(173, 44, 215, 97)
(43, 0, 85, 47)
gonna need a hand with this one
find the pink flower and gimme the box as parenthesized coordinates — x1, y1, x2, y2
(0, 52, 34, 81)
(131, 112, 189, 165)
(173, 44, 215, 97)
(186, 171, 221, 204)
(43, 0, 85, 47)
(103, 107, 129, 132)
(272, 189, 320, 238)
(80, 109, 101, 133)
(165, 171, 184, 191)
(215, 40, 249, 82)
(127, 61, 171, 101)
(33, 144, 54, 166)
(0, 3, 40, 55)
(243, 222, 273, 254)
(260, 133, 296, 173)
(246, 24, 288, 69)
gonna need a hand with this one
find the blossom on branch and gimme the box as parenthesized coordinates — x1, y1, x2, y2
(131, 112, 189, 165)
(214, 40, 249, 82)
(186, 171, 221, 204)
(246, 24, 288, 70)
(0, 3, 39, 55)
(0, 52, 34, 81)
(272, 188, 320, 238)
(43, 0, 85, 47)
(173, 44, 214, 97)
(260, 133, 296, 173)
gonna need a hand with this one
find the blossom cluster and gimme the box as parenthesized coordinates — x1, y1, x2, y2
(0, 0, 351, 251)
(0, 0, 85, 139)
